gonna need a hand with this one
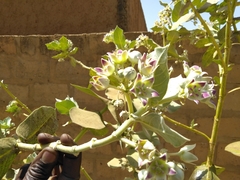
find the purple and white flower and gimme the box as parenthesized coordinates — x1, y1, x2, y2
(130, 73, 159, 105)
(90, 75, 110, 91)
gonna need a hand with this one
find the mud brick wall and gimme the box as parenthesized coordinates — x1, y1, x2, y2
(0, 0, 146, 35)
(0, 33, 240, 179)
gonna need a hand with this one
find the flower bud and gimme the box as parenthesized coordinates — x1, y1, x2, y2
(117, 69, 124, 78)
(90, 76, 110, 91)
(128, 50, 142, 64)
(123, 67, 137, 80)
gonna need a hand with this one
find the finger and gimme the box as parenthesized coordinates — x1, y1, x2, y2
(23, 147, 58, 180)
(59, 134, 82, 180)
(60, 133, 75, 146)
(15, 164, 30, 180)
(60, 134, 78, 159)
(37, 133, 59, 144)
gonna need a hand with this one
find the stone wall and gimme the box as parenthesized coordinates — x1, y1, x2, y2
(0, 33, 240, 179)
(0, 0, 147, 35)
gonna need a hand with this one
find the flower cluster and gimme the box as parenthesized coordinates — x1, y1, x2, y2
(181, 62, 216, 108)
(90, 49, 159, 105)
(136, 140, 198, 180)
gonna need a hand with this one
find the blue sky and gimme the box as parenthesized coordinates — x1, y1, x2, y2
(140, 0, 162, 31)
(140, 0, 240, 31)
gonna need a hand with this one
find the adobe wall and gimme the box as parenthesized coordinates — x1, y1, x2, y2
(0, 33, 240, 179)
(0, 0, 147, 35)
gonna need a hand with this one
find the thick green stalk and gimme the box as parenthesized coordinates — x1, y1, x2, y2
(206, 0, 234, 175)
(17, 118, 136, 155)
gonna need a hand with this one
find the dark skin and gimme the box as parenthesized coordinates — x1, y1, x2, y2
(16, 133, 82, 180)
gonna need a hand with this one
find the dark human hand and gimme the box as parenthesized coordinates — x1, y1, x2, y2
(16, 133, 82, 180)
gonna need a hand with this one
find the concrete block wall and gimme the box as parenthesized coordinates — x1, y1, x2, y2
(0, 33, 240, 179)
(0, 0, 146, 35)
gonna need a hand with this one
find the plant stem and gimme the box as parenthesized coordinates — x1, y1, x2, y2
(121, 137, 137, 147)
(124, 92, 134, 114)
(17, 118, 136, 155)
(0, 81, 31, 114)
(70, 56, 91, 70)
(189, 1, 223, 68)
(163, 114, 210, 141)
(74, 128, 88, 143)
(206, 1, 234, 172)
(81, 166, 92, 180)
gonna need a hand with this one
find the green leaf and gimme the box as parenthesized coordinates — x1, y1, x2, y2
(151, 25, 163, 34)
(89, 127, 109, 136)
(167, 30, 179, 43)
(46, 40, 62, 51)
(172, 1, 190, 22)
(202, 46, 215, 67)
(171, 12, 195, 30)
(0, 137, 18, 179)
(193, 0, 208, 12)
(217, 25, 226, 44)
(59, 36, 72, 51)
(69, 47, 78, 55)
(0, 117, 13, 129)
(225, 141, 240, 157)
(45, 36, 73, 52)
(69, 107, 105, 129)
(51, 52, 68, 59)
(192, 0, 207, 8)
(126, 151, 139, 169)
(160, 75, 184, 103)
(195, 38, 211, 48)
(55, 97, 78, 115)
(71, 84, 108, 103)
(107, 157, 128, 169)
(215, 165, 225, 176)
(113, 26, 126, 49)
(6, 100, 21, 114)
(168, 44, 179, 58)
(128, 40, 136, 49)
(139, 112, 189, 147)
(148, 46, 170, 106)
(107, 102, 120, 123)
(69, 56, 77, 67)
(105, 88, 124, 100)
(146, 39, 159, 50)
(23, 152, 37, 164)
(166, 101, 182, 113)
(16, 106, 58, 143)
(213, 76, 220, 85)
(159, 0, 168, 7)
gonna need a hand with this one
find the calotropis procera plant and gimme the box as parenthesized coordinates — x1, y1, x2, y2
(0, 0, 239, 180)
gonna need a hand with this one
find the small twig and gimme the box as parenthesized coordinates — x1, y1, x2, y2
(0, 81, 31, 114)
(81, 166, 92, 180)
(227, 87, 240, 94)
(74, 128, 89, 143)
(162, 114, 210, 141)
